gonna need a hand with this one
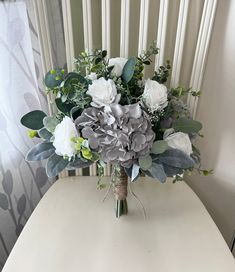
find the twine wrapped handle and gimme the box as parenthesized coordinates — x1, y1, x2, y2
(112, 166, 128, 217)
(113, 166, 128, 200)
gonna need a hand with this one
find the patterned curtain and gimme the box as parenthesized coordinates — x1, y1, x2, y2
(0, 1, 66, 270)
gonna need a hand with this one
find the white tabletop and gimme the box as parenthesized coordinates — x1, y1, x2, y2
(3, 177, 235, 272)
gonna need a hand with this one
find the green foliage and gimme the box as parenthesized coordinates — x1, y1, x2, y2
(26, 142, 55, 161)
(55, 98, 75, 116)
(145, 163, 167, 183)
(43, 116, 60, 133)
(173, 118, 202, 133)
(44, 68, 65, 88)
(122, 57, 137, 83)
(139, 155, 152, 171)
(38, 128, 53, 141)
(153, 148, 195, 169)
(46, 153, 69, 177)
(170, 86, 200, 98)
(21, 110, 46, 130)
(151, 140, 168, 154)
(152, 60, 171, 84)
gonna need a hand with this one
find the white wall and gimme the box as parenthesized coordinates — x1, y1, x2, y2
(187, 0, 235, 251)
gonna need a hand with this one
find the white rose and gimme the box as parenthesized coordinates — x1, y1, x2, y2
(86, 72, 97, 81)
(87, 77, 120, 107)
(53, 116, 78, 158)
(164, 132, 193, 156)
(143, 79, 168, 112)
(108, 57, 128, 77)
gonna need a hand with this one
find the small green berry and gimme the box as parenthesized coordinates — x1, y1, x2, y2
(28, 130, 37, 138)
(50, 69, 56, 75)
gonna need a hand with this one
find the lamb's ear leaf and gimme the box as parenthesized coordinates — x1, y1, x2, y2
(153, 148, 195, 169)
(26, 142, 55, 161)
(145, 163, 167, 183)
(68, 158, 93, 169)
(131, 164, 140, 182)
(173, 118, 202, 133)
(21, 110, 46, 130)
(151, 140, 168, 154)
(122, 57, 136, 83)
(46, 153, 69, 178)
(43, 116, 60, 133)
(38, 128, 53, 141)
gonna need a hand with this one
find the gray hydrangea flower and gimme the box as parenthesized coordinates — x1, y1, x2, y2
(75, 103, 155, 167)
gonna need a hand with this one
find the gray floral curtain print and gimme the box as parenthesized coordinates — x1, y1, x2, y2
(0, 1, 66, 270)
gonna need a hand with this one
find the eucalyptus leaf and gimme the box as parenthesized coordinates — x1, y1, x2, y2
(26, 142, 55, 161)
(173, 118, 202, 133)
(46, 153, 69, 177)
(44, 68, 64, 88)
(146, 163, 167, 183)
(122, 57, 136, 83)
(153, 148, 195, 169)
(55, 98, 74, 115)
(151, 140, 168, 154)
(43, 116, 60, 133)
(139, 155, 152, 171)
(38, 128, 53, 141)
(70, 106, 82, 121)
(21, 110, 46, 130)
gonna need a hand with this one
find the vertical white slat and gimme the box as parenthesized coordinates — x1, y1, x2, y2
(89, 164, 97, 176)
(62, 0, 75, 71)
(120, 0, 130, 58)
(170, 0, 189, 87)
(155, 0, 169, 69)
(102, 0, 111, 57)
(76, 169, 83, 176)
(138, 0, 150, 55)
(32, 0, 54, 116)
(82, 0, 93, 51)
(187, 0, 218, 118)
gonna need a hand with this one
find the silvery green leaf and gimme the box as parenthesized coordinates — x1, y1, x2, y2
(26, 142, 55, 161)
(38, 128, 53, 140)
(173, 118, 202, 133)
(46, 153, 69, 177)
(163, 164, 183, 176)
(131, 164, 140, 182)
(151, 140, 168, 154)
(154, 148, 195, 169)
(68, 158, 93, 169)
(55, 98, 74, 116)
(21, 110, 46, 130)
(122, 57, 136, 83)
(43, 116, 60, 133)
(139, 155, 152, 171)
(146, 163, 167, 183)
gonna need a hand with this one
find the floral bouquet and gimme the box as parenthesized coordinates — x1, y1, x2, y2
(21, 43, 210, 217)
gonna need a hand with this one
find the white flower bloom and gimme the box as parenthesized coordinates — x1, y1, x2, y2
(86, 72, 97, 81)
(108, 57, 128, 77)
(164, 132, 192, 156)
(87, 77, 120, 108)
(53, 116, 78, 158)
(143, 79, 168, 112)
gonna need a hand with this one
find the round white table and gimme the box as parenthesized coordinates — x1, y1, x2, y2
(3, 177, 235, 272)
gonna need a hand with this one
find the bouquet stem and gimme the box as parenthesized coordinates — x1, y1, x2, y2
(112, 165, 128, 218)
